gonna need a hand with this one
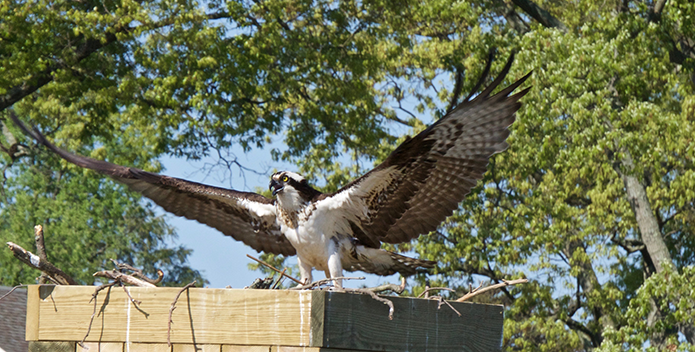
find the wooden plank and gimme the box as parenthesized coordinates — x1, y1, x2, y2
(127, 343, 171, 352)
(33, 286, 314, 346)
(173, 344, 221, 352)
(309, 290, 325, 347)
(29, 341, 76, 352)
(221, 345, 271, 352)
(316, 292, 504, 352)
(26, 285, 40, 341)
(79, 342, 124, 352)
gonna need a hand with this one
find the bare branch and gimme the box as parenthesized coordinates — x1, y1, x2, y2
(168, 281, 197, 347)
(93, 270, 156, 288)
(6, 241, 77, 285)
(78, 282, 119, 349)
(456, 278, 528, 302)
(289, 276, 366, 290)
(246, 254, 303, 285)
(363, 277, 406, 294)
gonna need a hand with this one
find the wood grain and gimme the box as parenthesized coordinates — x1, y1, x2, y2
(172, 344, 222, 352)
(29, 341, 75, 352)
(33, 286, 313, 346)
(79, 342, 124, 352)
(26, 285, 40, 341)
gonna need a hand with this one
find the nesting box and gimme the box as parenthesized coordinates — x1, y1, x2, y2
(25, 285, 503, 351)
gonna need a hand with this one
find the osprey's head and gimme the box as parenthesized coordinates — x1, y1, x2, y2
(269, 171, 305, 196)
(269, 171, 322, 204)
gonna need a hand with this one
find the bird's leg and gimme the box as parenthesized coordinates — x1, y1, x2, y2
(326, 240, 344, 288)
(297, 256, 313, 286)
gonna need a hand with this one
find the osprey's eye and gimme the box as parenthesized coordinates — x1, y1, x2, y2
(282, 175, 289, 182)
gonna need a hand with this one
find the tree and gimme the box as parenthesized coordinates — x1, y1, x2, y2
(2, 0, 694, 350)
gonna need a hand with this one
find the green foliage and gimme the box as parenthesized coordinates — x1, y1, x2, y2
(1, 0, 695, 350)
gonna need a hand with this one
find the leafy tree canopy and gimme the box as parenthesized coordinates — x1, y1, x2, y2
(1, 0, 694, 350)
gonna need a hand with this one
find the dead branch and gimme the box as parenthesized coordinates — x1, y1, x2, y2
(110, 259, 163, 284)
(436, 296, 462, 317)
(6, 241, 77, 285)
(288, 276, 366, 290)
(365, 277, 407, 294)
(0, 284, 29, 301)
(456, 278, 528, 302)
(93, 270, 156, 288)
(168, 281, 197, 347)
(34, 225, 48, 284)
(417, 287, 457, 298)
(246, 254, 303, 285)
(119, 282, 142, 306)
(78, 281, 119, 348)
(272, 268, 287, 289)
(335, 287, 395, 320)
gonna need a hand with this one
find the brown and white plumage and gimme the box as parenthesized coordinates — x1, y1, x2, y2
(11, 54, 530, 287)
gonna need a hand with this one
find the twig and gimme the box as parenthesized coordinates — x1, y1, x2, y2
(93, 270, 156, 287)
(246, 254, 302, 284)
(272, 268, 287, 289)
(436, 296, 462, 316)
(6, 241, 77, 285)
(78, 282, 119, 348)
(110, 259, 163, 284)
(168, 281, 197, 347)
(364, 277, 407, 294)
(119, 282, 142, 306)
(417, 287, 457, 298)
(289, 276, 366, 290)
(337, 287, 395, 320)
(456, 278, 529, 302)
(0, 284, 29, 301)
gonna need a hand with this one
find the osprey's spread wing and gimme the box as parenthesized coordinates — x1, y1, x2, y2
(329, 55, 531, 248)
(10, 114, 296, 256)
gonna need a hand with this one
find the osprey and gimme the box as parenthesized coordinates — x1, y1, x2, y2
(11, 55, 530, 288)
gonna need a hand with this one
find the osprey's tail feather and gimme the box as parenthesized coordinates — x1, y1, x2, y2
(344, 247, 435, 277)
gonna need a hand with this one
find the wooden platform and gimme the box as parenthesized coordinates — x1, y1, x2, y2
(25, 285, 503, 351)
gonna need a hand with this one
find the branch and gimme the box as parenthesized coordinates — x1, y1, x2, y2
(288, 276, 366, 290)
(511, 0, 567, 32)
(456, 278, 528, 302)
(6, 241, 77, 285)
(246, 254, 303, 285)
(78, 282, 119, 349)
(93, 270, 157, 288)
(363, 277, 407, 294)
(110, 259, 163, 284)
(168, 281, 197, 347)
(34, 225, 48, 284)
(334, 287, 395, 320)
(0, 284, 29, 301)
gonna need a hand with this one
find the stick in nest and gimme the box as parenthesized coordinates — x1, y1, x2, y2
(0, 284, 29, 301)
(110, 259, 164, 284)
(93, 270, 156, 288)
(246, 254, 302, 285)
(456, 278, 528, 302)
(78, 282, 119, 348)
(334, 287, 395, 320)
(168, 281, 197, 347)
(288, 276, 366, 290)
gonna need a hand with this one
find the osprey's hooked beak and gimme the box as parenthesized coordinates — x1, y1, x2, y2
(269, 179, 283, 196)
